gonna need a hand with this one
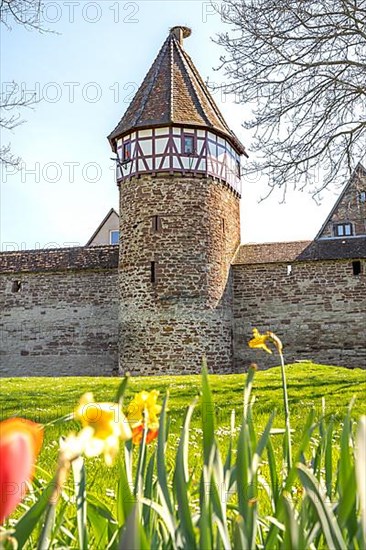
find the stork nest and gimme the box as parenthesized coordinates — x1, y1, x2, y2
(170, 26, 192, 39)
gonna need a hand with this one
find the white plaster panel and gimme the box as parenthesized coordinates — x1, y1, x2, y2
(173, 157, 181, 169)
(140, 140, 152, 155)
(138, 129, 152, 138)
(182, 157, 190, 170)
(155, 138, 168, 154)
(155, 127, 169, 136)
(209, 142, 217, 156)
(197, 139, 205, 155)
(173, 137, 181, 151)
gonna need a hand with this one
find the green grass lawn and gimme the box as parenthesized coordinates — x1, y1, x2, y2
(1, 362, 365, 509)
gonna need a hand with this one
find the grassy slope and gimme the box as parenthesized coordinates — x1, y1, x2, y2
(1, 362, 365, 505)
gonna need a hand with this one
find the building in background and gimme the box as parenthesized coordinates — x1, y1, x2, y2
(0, 27, 365, 376)
(86, 208, 119, 247)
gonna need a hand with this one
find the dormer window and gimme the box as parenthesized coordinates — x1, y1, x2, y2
(110, 230, 119, 245)
(183, 134, 195, 155)
(334, 223, 353, 237)
(123, 141, 131, 161)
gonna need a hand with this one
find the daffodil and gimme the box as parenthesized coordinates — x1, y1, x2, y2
(248, 327, 291, 469)
(248, 328, 283, 355)
(248, 328, 273, 354)
(131, 424, 159, 446)
(127, 390, 161, 445)
(74, 392, 132, 465)
(127, 390, 161, 428)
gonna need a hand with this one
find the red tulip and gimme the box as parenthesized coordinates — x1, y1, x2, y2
(0, 418, 43, 523)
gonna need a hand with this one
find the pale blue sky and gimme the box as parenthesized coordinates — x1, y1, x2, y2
(1, 0, 340, 251)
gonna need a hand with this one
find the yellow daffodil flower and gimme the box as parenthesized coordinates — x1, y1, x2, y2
(248, 328, 273, 354)
(248, 328, 283, 355)
(127, 390, 162, 445)
(127, 390, 161, 429)
(74, 392, 132, 466)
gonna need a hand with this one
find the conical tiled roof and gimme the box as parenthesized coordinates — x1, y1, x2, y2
(108, 27, 246, 155)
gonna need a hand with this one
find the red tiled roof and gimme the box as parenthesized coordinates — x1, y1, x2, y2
(233, 238, 366, 265)
(108, 27, 246, 155)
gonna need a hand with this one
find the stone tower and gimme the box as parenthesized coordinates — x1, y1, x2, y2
(108, 26, 247, 375)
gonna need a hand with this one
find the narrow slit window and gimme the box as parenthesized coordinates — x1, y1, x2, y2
(222, 218, 225, 233)
(352, 260, 361, 276)
(151, 261, 156, 283)
(152, 215, 161, 233)
(12, 280, 21, 293)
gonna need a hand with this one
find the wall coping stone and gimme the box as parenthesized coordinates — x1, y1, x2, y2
(0, 246, 119, 274)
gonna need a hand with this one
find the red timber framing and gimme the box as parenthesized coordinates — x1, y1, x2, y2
(116, 126, 242, 196)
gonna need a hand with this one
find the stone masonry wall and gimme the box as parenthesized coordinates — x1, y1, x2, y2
(233, 259, 366, 370)
(0, 268, 119, 376)
(118, 174, 241, 375)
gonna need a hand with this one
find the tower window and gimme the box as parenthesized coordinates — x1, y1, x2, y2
(110, 230, 119, 245)
(236, 160, 241, 178)
(150, 261, 157, 283)
(152, 215, 162, 233)
(359, 191, 366, 204)
(183, 134, 195, 155)
(222, 218, 225, 233)
(352, 260, 361, 276)
(12, 280, 22, 293)
(123, 141, 131, 161)
(334, 223, 353, 237)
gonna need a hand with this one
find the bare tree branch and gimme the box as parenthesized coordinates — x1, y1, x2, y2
(214, 0, 366, 196)
(0, 0, 49, 168)
(0, 81, 39, 167)
(0, 0, 47, 32)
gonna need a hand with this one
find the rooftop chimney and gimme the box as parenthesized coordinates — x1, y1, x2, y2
(170, 26, 192, 47)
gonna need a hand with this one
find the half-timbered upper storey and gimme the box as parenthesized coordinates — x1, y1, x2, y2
(108, 26, 247, 196)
